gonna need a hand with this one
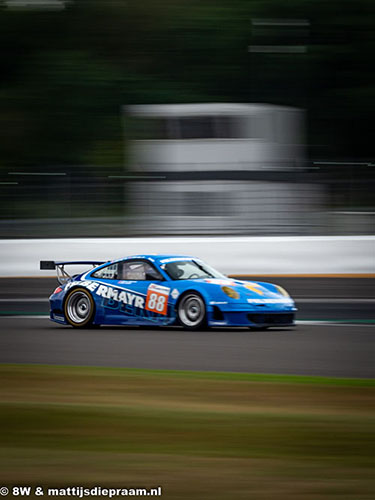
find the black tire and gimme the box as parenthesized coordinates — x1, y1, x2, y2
(177, 292, 206, 330)
(64, 287, 96, 328)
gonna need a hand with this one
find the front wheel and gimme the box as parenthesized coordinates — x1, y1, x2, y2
(177, 293, 206, 330)
(64, 287, 96, 328)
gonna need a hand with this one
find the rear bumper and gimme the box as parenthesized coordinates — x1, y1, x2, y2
(50, 310, 67, 324)
(49, 295, 67, 324)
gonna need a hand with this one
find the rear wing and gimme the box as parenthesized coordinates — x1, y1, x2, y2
(40, 260, 105, 284)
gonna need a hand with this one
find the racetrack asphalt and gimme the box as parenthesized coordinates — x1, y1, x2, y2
(0, 318, 374, 378)
(0, 277, 374, 378)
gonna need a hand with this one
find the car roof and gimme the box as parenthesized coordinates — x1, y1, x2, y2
(109, 255, 197, 264)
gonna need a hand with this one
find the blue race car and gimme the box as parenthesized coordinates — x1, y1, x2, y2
(40, 255, 296, 330)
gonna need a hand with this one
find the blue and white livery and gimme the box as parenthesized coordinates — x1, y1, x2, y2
(40, 255, 296, 330)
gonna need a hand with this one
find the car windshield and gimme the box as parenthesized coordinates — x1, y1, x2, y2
(161, 260, 226, 281)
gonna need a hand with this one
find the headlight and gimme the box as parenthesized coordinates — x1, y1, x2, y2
(221, 286, 240, 299)
(276, 285, 290, 297)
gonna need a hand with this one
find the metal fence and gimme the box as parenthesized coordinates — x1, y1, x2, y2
(0, 163, 374, 238)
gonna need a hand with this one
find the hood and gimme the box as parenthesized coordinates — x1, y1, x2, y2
(197, 278, 294, 304)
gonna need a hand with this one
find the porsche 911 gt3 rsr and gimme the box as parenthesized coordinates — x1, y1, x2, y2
(40, 255, 296, 330)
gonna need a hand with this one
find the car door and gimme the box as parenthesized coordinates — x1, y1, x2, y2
(87, 261, 133, 324)
(115, 259, 173, 326)
(90, 259, 172, 325)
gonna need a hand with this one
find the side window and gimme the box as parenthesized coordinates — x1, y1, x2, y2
(92, 260, 164, 281)
(92, 263, 118, 280)
(122, 261, 146, 280)
(121, 261, 164, 281)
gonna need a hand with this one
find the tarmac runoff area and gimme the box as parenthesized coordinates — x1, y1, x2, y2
(0, 277, 373, 378)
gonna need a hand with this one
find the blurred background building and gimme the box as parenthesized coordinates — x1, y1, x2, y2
(125, 103, 323, 235)
(0, 0, 374, 237)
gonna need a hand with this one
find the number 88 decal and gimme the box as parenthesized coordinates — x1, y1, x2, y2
(148, 292, 165, 312)
(146, 284, 170, 315)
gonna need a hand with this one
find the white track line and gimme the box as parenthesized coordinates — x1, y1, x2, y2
(295, 298, 375, 303)
(0, 315, 50, 319)
(0, 298, 48, 302)
(0, 316, 373, 327)
(296, 321, 374, 327)
(0, 298, 374, 303)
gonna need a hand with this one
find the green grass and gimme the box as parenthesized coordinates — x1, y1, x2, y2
(0, 364, 374, 499)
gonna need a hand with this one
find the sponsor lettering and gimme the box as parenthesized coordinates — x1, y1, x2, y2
(96, 284, 145, 309)
(53, 314, 65, 322)
(160, 257, 193, 264)
(205, 279, 236, 286)
(247, 298, 293, 304)
(65, 280, 98, 292)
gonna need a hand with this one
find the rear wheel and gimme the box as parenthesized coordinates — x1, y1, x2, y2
(177, 293, 206, 330)
(64, 287, 96, 328)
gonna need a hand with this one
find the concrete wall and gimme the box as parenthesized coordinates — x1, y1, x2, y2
(0, 236, 373, 277)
